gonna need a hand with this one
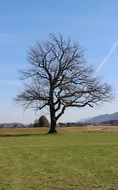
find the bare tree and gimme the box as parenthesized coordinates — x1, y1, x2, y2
(16, 33, 113, 133)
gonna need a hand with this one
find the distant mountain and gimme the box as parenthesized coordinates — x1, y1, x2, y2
(80, 112, 118, 124)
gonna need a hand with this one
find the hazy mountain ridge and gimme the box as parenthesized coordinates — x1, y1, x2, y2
(81, 112, 118, 124)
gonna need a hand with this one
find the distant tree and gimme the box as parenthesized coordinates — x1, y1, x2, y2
(34, 116, 49, 127)
(38, 116, 49, 127)
(16, 33, 113, 133)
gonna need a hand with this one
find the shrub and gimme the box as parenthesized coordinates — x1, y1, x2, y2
(34, 116, 49, 127)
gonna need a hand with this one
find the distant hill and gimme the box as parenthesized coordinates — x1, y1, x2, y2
(80, 112, 118, 124)
(0, 123, 24, 128)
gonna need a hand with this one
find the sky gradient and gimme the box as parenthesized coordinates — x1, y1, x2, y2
(0, 0, 118, 123)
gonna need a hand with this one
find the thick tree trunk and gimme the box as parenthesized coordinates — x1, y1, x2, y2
(48, 120, 57, 134)
(48, 84, 57, 134)
(48, 105, 57, 134)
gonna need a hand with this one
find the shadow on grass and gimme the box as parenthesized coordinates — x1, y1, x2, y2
(0, 130, 58, 137)
(0, 133, 49, 138)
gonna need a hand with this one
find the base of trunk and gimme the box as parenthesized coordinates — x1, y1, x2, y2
(48, 128, 57, 134)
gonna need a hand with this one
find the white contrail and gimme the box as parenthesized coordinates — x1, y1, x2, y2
(96, 40, 118, 74)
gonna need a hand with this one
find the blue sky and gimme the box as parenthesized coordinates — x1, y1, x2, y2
(0, 0, 118, 123)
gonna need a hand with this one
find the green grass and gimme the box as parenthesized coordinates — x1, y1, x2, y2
(0, 127, 118, 190)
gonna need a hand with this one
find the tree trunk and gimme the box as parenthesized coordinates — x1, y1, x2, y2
(48, 119, 57, 134)
(48, 105, 57, 134)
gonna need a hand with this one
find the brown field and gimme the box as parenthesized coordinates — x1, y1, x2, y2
(0, 125, 118, 137)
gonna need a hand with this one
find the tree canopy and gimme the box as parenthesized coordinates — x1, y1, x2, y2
(16, 33, 113, 133)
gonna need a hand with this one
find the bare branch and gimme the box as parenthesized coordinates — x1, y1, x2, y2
(16, 33, 113, 133)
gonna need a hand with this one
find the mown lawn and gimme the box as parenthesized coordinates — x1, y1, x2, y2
(0, 127, 118, 190)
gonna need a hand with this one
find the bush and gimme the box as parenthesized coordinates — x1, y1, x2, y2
(34, 116, 49, 127)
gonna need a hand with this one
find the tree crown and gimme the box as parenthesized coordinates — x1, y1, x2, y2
(16, 33, 113, 124)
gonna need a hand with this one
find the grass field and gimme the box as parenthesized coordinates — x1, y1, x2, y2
(0, 126, 118, 190)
